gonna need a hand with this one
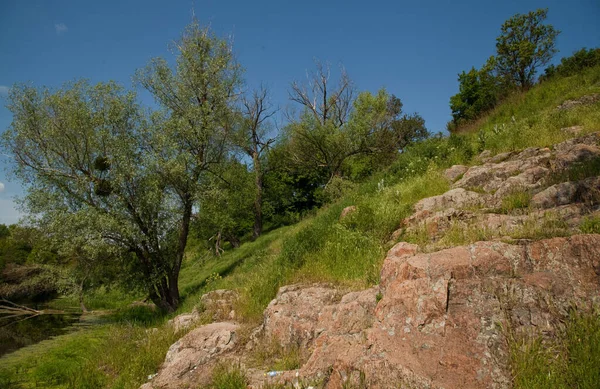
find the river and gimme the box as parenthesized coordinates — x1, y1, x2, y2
(0, 313, 82, 357)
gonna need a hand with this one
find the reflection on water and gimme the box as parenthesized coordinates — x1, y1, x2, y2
(0, 313, 81, 357)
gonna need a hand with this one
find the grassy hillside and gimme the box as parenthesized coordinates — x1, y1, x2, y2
(1, 66, 600, 389)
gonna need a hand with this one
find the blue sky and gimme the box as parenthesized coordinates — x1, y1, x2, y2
(0, 0, 599, 224)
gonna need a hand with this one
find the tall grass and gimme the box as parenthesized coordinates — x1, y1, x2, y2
(471, 66, 600, 153)
(510, 309, 600, 389)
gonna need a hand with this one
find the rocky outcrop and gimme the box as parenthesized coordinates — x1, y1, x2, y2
(400, 133, 600, 244)
(141, 322, 239, 389)
(252, 284, 378, 352)
(168, 308, 201, 332)
(453, 147, 552, 195)
(414, 188, 485, 214)
(167, 290, 239, 332)
(246, 235, 600, 389)
(443, 165, 468, 182)
(556, 93, 600, 111)
(531, 177, 600, 209)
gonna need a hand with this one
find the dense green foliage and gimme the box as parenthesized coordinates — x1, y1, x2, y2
(0, 225, 62, 302)
(542, 47, 600, 81)
(449, 56, 504, 127)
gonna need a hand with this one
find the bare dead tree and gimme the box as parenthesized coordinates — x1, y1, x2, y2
(235, 86, 277, 239)
(289, 61, 354, 127)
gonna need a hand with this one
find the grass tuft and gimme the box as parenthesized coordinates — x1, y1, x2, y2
(500, 190, 532, 214)
(580, 215, 600, 234)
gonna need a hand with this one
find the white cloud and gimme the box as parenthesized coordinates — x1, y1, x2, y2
(0, 182, 4, 193)
(0, 198, 22, 225)
(0, 86, 8, 96)
(55, 23, 68, 35)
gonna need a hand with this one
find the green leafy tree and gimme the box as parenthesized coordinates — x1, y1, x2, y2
(2, 21, 241, 312)
(193, 158, 254, 254)
(0, 225, 9, 239)
(376, 95, 428, 156)
(288, 70, 427, 184)
(449, 56, 503, 127)
(495, 8, 560, 89)
(286, 62, 357, 183)
(261, 143, 326, 225)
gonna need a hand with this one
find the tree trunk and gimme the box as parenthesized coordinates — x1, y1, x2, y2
(148, 275, 179, 313)
(78, 279, 88, 313)
(226, 234, 241, 248)
(141, 199, 192, 313)
(167, 198, 192, 311)
(252, 152, 263, 240)
(213, 231, 224, 256)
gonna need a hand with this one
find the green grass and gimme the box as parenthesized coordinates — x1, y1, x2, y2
(500, 190, 533, 214)
(580, 215, 600, 234)
(204, 363, 248, 389)
(466, 65, 600, 153)
(510, 309, 600, 389)
(436, 223, 494, 249)
(248, 339, 303, 372)
(0, 304, 180, 389)
(508, 213, 571, 240)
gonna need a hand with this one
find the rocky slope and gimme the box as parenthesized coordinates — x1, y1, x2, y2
(140, 133, 600, 389)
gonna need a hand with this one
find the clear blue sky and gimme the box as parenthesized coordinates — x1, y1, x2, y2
(1, 0, 599, 224)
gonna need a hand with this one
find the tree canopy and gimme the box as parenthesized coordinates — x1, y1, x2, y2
(2, 20, 241, 312)
(495, 8, 560, 89)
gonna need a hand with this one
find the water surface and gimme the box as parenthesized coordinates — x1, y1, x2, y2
(0, 313, 81, 357)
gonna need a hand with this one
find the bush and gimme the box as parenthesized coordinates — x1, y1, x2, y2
(542, 47, 600, 81)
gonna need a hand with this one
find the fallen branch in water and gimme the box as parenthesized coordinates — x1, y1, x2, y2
(0, 298, 40, 315)
(0, 299, 68, 327)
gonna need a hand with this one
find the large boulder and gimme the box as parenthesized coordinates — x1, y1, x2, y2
(140, 322, 239, 389)
(257, 284, 345, 349)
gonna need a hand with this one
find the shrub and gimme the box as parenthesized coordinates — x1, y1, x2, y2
(542, 47, 600, 81)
